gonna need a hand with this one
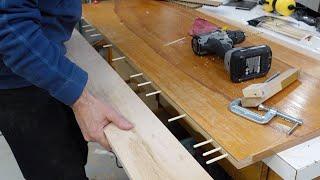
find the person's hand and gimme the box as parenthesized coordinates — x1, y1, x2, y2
(71, 89, 134, 150)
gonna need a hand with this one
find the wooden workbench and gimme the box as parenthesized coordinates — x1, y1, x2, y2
(82, 0, 320, 169)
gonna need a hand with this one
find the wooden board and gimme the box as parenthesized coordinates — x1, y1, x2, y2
(65, 30, 212, 180)
(82, 0, 320, 168)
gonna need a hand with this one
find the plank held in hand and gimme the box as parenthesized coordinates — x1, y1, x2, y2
(65, 31, 212, 180)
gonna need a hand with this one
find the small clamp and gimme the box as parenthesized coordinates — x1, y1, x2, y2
(229, 98, 303, 135)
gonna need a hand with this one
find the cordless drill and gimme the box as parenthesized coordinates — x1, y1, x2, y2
(192, 30, 272, 83)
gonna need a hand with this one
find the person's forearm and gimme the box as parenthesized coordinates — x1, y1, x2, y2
(72, 89, 92, 109)
(0, 0, 87, 105)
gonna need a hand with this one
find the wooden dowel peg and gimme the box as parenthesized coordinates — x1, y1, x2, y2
(90, 33, 102, 37)
(112, 56, 126, 62)
(103, 44, 113, 48)
(85, 28, 96, 32)
(146, 91, 161, 97)
(168, 114, 186, 122)
(130, 73, 143, 79)
(193, 139, 213, 148)
(206, 154, 228, 165)
(202, 147, 222, 157)
(82, 24, 92, 28)
(137, 81, 152, 87)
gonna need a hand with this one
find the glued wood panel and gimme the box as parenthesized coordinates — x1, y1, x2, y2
(82, 0, 320, 168)
(66, 31, 212, 179)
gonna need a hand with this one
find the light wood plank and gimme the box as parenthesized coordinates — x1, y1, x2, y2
(65, 30, 212, 180)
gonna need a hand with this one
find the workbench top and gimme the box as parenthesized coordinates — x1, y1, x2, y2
(83, 0, 320, 169)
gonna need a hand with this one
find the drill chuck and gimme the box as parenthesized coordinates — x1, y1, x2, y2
(192, 30, 234, 57)
(226, 30, 246, 44)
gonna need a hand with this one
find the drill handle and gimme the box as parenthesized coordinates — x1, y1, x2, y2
(206, 38, 232, 58)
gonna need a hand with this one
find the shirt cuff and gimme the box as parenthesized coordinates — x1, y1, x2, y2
(52, 65, 88, 106)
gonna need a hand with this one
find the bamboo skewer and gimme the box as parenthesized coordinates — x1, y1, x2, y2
(168, 114, 186, 122)
(202, 147, 222, 157)
(103, 44, 113, 48)
(82, 24, 92, 28)
(90, 33, 102, 37)
(206, 154, 228, 165)
(137, 81, 152, 87)
(112, 56, 126, 62)
(146, 91, 161, 97)
(193, 139, 213, 148)
(130, 73, 143, 79)
(164, 37, 186, 46)
(85, 28, 96, 32)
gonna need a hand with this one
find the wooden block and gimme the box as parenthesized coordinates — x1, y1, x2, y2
(242, 83, 266, 98)
(241, 68, 300, 107)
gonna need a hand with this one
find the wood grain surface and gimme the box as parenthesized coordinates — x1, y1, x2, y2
(66, 31, 212, 179)
(82, 0, 320, 168)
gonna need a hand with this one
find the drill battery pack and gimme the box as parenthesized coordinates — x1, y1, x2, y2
(224, 45, 272, 83)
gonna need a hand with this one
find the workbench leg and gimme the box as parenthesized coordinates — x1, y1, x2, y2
(260, 163, 269, 180)
(156, 93, 163, 110)
(107, 46, 113, 64)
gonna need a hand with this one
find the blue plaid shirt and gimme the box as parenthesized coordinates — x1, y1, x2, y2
(0, 0, 88, 105)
